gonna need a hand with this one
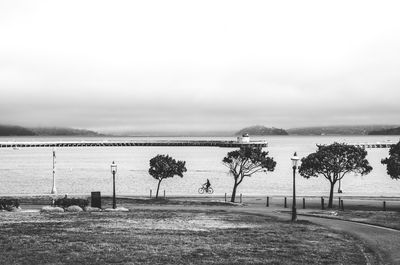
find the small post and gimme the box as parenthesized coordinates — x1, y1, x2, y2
(225, 193, 227, 202)
(266, 196, 269, 207)
(150, 189, 152, 198)
(383, 201, 386, 211)
(340, 200, 344, 211)
(302, 198, 305, 209)
(284, 197, 287, 208)
(338, 197, 341, 208)
(163, 190, 166, 199)
(240, 193, 242, 203)
(321, 197, 325, 210)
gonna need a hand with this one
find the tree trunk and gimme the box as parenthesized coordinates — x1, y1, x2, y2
(231, 178, 238, 202)
(156, 179, 162, 199)
(328, 182, 335, 208)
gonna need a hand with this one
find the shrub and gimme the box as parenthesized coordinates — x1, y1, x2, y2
(54, 198, 88, 209)
(0, 199, 20, 211)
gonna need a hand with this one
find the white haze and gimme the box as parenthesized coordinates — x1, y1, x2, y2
(0, 0, 399, 133)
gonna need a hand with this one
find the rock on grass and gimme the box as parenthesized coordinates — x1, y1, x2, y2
(104, 207, 129, 212)
(40, 206, 64, 213)
(66, 206, 83, 212)
(84, 206, 102, 212)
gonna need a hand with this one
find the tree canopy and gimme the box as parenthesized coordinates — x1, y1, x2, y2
(149, 154, 187, 198)
(299, 142, 372, 208)
(381, 141, 400, 180)
(222, 147, 276, 202)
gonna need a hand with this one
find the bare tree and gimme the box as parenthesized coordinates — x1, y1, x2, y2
(222, 147, 276, 202)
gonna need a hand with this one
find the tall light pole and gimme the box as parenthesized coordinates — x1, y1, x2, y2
(51, 149, 57, 194)
(291, 152, 300, 222)
(111, 161, 117, 209)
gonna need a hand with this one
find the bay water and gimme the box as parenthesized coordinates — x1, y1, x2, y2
(0, 135, 399, 197)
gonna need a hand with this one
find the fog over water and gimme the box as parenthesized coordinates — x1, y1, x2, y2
(1, 1, 400, 134)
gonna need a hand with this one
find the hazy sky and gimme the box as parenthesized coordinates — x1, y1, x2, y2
(0, 0, 399, 133)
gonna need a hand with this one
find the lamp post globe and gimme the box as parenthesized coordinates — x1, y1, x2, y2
(290, 152, 300, 222)
(111, 161, 117, 209)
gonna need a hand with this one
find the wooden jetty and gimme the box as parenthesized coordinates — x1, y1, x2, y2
(0, 140, 268, 149)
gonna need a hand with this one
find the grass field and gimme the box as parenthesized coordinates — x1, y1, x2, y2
(333, 210, 400, 230)
(0, 208, 374, 265)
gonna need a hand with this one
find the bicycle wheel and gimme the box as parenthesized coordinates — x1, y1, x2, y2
(198, 188, 205, 194)
(207, 187, 214, 194)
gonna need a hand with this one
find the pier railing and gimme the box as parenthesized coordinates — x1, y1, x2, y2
(0, 140, 268, 149)
(317, 142, 396, 149)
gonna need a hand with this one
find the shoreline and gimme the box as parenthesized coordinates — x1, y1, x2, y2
(2, 194, 400, 199)
(3, 194, 400, 211)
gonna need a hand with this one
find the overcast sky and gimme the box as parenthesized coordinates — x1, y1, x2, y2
(0, 0, 399, 133)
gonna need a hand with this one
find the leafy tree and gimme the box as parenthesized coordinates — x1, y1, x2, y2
(381, 141, 400, 179)
(222, 147, 276, 202)
(299, 142, 372, 208)
(149, 154, 187, 198)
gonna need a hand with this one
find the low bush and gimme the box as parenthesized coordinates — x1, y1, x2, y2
(0, 199, 20, 211)
(54, 198, 88, 209)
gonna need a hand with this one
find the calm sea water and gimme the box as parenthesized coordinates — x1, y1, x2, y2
(0, 136, 399, 197)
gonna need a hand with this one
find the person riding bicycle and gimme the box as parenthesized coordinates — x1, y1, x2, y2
(198, 179, 213, 194)
(204, 179, 211, 190)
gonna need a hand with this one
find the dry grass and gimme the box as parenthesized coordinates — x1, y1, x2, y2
(0, 208, 374, 265)
(336, 210, 400, 230)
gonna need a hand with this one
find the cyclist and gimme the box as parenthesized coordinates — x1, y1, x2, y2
(198, 179, 213, 194)
(204, 179, 211, 190)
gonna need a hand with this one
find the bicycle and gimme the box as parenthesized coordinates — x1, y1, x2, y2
(198, 184, 214, 194)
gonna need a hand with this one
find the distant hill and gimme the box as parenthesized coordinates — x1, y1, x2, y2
(368, 127, 400, 135)
(0, 125, 36, 136)
(30, 127, 102, 136)
(0, 125, 102, 136)
(235, 125, 288, 136)
(287, 125, 398, 135)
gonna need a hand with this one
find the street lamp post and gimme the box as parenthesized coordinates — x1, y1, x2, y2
(291, 152, 300, 222)
(111, 161, 117, 209)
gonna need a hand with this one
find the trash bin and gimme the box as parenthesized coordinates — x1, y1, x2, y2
(91, 191, 101, 208)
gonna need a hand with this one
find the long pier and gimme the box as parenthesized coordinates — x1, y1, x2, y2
(318, 142, 396, 149)
(0, 140, 268, 149)
(351, 143, 395, 149)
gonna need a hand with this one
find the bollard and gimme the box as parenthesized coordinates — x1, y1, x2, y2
(240, 193, 242, 203)
(225, 193, 227, 202)
(341, 200, 344, 211)
(321, 197, 325, 210)
(266, 196, 269, 207)
(150, 189, 152, 198)
(383, 201, 386, 211)
(284, 197, 287, 208)
(338, 197, 341, 208)
(302, 198, 305, 209)
(164, 190, 166, 199)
